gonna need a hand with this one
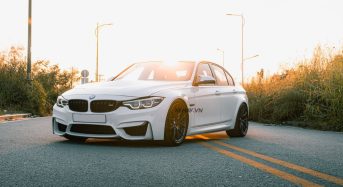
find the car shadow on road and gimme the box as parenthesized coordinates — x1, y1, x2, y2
(56, 138, 162, 148)
(53, 135, 221, 148)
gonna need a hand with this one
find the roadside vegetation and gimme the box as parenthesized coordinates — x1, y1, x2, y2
(0, 47, 79, 116)
(245, 46, 343, 131)
(1, 45, 342, 131)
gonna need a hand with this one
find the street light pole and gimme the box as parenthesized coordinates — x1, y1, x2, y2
(95, 22, 112, 82)
(244, 54, 259, 61)
(241, 15, 244, 85)
(217, 48, 225, 67)
(95, 23, 99, 82)
(226, 13, 244, 85)
(27, 0, 32, 81)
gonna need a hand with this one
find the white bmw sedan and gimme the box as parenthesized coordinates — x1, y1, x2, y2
(52, 61, 249, 146)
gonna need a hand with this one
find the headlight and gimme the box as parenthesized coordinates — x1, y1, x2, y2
(122, 97, 164, 110)
(56, 96, 68, 108)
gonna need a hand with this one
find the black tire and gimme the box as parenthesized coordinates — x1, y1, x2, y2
(64, 135, 87, 142)
(226, 103, 249, 137)
(164, 100, 189, 146)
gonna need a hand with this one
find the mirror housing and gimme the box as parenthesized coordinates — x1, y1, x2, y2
(194, 75, 215, 86)
(107, 76, 115, 81)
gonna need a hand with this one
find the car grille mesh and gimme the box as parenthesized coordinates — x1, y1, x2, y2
(90, 100, 119, 113)
(68, 99, 88, 112)
(68, 99, 119, 113)
(70, 124, 116, 135)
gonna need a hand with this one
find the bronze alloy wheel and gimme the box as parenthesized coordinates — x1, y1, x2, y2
(164, 100, 189, 146)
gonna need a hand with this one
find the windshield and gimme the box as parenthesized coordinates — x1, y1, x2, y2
(114, 61, 195, 81)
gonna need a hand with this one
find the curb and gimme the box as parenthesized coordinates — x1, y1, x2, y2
(0, 113, 31, 122)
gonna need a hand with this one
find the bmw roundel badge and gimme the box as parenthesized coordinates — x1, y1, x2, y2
(89, 95, 96, 100)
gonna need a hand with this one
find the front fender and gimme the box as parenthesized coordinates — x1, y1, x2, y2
(151, 87, 192, 139)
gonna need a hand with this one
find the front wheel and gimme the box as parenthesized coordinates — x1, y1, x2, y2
(226, 104, 249, 137)
(164, 100, 189, 146)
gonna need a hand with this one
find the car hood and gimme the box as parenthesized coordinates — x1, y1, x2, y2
(62, 80, 189, 98)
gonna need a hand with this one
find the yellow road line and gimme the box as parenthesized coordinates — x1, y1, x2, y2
(198, 141, 322, 187)
(197, 134, 343, 186)
(186, 136, 195, 140)
(196, 135, 210, 140)
(214, 141, 343, 186)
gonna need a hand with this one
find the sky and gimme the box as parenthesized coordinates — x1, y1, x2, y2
(1, 0, 342, 82)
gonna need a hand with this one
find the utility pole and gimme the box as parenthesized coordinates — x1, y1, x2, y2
(95, 23, 99, 82)
(27, 0, 32, 81)
(241, 16, 244, 85)
(226, 13, 244, 85)
(95, 23, 112, 82)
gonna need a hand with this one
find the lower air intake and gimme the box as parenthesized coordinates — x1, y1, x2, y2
(123, 122, 148, 136)
(70, 124, 116, 135)
(57, 122, 67, 132)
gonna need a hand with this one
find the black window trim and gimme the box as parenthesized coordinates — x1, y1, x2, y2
(209, 63, 231, 86)
(223, 69, 235, 86)
(212, 63, 235, 86)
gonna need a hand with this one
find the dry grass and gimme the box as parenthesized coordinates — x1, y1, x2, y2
(245, 46, 343, 131)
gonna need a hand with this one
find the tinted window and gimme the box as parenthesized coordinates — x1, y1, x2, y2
(195, 63, 215, 85)
(225, 71, 235, 86)
(196, 63, 214, 77)
(211, 65, 229, 86)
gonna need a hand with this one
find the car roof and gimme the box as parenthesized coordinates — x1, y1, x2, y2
(133, 60, 219, 66)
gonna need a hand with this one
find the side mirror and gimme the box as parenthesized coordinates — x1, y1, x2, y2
(106, 76, 114, 81)
(195, 75, 215, 86)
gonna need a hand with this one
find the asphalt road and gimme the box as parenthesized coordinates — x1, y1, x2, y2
(1, 117, 342, 187)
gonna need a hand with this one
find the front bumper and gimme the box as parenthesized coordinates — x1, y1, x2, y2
(52, 96, 171, 140)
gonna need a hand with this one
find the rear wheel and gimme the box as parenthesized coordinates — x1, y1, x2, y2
(64, 135, 87, 142)
(226, 104, 249, 137)
(164, 100, 189, 146)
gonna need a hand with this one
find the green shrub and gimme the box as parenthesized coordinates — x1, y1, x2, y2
(0, 47, 79, 116)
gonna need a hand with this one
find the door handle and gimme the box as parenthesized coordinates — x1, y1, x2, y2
(215, 90, 221, 95)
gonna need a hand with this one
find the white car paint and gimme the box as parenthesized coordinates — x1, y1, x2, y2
(52, 61, 248, 141)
